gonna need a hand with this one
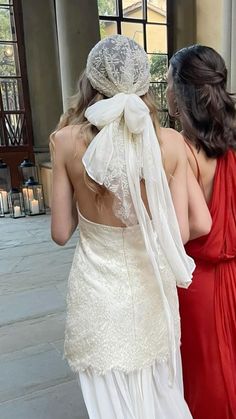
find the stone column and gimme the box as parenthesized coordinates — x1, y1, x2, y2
(21, 0, 63, 164)
(222, 0, 236, 91)
(55, 0, 100, 110)
(172, 0, 196, 52)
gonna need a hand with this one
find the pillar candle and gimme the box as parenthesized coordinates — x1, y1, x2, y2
(14, 205, 21, 218)
(1, 191, 8, 213)
(30, 199, 39, 215)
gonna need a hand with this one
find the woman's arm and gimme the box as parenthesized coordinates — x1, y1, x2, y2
(50, 129, 78, 246)
(187, 163, 212, 240)
(168, 137, 190, 244)
(162, 128, 211, 244)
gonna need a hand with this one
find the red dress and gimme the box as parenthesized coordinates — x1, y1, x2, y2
(178, 149, 236, 419)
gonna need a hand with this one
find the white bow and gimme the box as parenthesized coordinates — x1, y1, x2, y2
(83, 93, 149, 184)
(85, 92, 149, 133)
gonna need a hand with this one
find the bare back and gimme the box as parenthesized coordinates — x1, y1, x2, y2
(184, 141, 218, 204)
(54, 125, 184, 226)
(51, 120, 214, 246)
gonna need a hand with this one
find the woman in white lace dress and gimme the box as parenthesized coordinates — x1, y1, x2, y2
(50, 35, 211, 419)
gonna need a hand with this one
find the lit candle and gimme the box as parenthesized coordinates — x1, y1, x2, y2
(14, 205, 21, 217)
(22, 188, 29, 210)
(0, 194, 4, 216)
(27, 188, 34, 201)
(30, 199, 39, 215)
(1, 191, 8, 213)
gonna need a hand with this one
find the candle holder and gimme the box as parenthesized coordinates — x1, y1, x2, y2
(19, 159, 39, 184)
(0, 159, 11, 192)
(8, 188, 26, 219)
(0, 189, 9, 213)
(0, 192, 5, 217)
(22, 177, 46, 216)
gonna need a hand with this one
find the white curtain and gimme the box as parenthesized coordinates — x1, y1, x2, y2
(222, 0, 236, 92)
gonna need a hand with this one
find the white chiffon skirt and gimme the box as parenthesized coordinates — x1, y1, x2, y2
(78, 351, 192, 419)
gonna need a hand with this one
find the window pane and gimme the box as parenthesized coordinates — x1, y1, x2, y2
(146, 23, 167, 53)
(0, 43, 20, 76)
(3, 112, 26, 146)
(147, 0, 167, 23)
(0, 5, 16, 41)
(123, 0, 143, 19)
(121, 22, 144, 48)
(149, 53, 168, 82)
(150, 81, 168, 126)
(100, 20, 117, 38)
(98, 0, 117, 16)
(0, 78, 23, 111)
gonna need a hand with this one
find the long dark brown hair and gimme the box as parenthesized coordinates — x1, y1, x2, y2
(170, 45, 236, 157)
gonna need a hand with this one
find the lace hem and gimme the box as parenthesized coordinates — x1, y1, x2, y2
(64, 353, 172, 376)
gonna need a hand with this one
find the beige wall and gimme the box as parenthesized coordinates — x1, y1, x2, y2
(196, 0, 223, 52)
(123, 0, 166, 11)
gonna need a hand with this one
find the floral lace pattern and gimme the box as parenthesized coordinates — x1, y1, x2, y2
(104, 119, 139, 225)
(64, 216, 180, 374)
(86, 35, 150, 97)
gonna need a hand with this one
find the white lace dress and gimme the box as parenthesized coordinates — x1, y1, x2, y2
(64, 213, 192, 419)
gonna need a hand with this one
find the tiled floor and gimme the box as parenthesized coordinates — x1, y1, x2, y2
(0, 215, 88, 419)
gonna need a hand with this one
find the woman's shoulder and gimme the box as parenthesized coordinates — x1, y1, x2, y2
(160, 127, 185, 146)
(160, 127, 187, 160)
(53, 124, 84, 145)
(51, 125, 86, 156)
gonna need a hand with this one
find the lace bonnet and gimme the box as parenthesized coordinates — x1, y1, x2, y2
(86, 34, 150, 97)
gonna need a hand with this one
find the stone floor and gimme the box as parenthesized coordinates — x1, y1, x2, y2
(0, 214, 89, 419)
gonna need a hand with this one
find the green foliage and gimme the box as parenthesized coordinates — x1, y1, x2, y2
(149, 54, 169, 126)
(98, 0, 116, 15)
(150, 54, 167, 82)
(99, 21, 107, 39)
(0, 5, 16, 76)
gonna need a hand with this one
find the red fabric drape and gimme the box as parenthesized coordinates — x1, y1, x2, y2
(178, 150, 236, 419)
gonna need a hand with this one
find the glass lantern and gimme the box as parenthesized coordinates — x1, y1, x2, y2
(18, 159, 39, 184)
(22, 177, 46, 216)
(0, 189, 9, 213)
(0, 159, 11, 192)
(8, 188, 26, 219)
(0, 192, 5, 217)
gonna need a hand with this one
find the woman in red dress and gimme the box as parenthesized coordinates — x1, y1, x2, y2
(167, 45, 236, 419)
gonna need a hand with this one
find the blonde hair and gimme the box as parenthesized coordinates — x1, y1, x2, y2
(50, 71, 162, 199)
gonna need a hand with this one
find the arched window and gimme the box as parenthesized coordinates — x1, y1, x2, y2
(97, 0, 173, 126)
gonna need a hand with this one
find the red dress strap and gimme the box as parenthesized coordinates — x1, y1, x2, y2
(184, 139, 207, 200)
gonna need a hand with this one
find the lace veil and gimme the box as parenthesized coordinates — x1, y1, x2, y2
(83, 35, 195, 381)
